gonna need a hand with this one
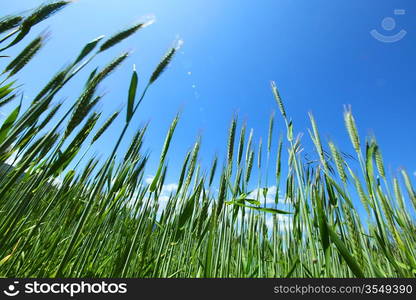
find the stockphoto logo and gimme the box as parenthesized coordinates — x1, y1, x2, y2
(3, 281, 127, 297)
(3, 281, 20, 297)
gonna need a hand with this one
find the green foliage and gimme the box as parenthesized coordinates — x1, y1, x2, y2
(0, 1, 415, 279)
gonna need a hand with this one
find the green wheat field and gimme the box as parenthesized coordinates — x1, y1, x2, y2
(0, 1, 415, 278)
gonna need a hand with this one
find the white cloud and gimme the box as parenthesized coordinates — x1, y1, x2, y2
(141, 179, 293, 231)
(242, 185, 293, 232)
(145, 176, 154, 185)
(236, 209, 291, 233)
(154, 182, 179, 212)
(156, 195, 171, 212)
(48, 176, 63, 188)
(131, 176, 177, 211)
(4, 148, 22, 166)
(265, 214, 291, 232)
(163, 183, 178, 193)
(144, 175, 178, 194)
(249, 186, 280, 204)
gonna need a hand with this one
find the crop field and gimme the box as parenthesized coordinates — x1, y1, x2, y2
(0, 1, 415, 278)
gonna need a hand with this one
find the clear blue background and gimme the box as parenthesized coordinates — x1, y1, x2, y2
(1, 0, 415, 186)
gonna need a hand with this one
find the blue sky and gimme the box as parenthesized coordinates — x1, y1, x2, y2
(1, 0, 416, 189)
